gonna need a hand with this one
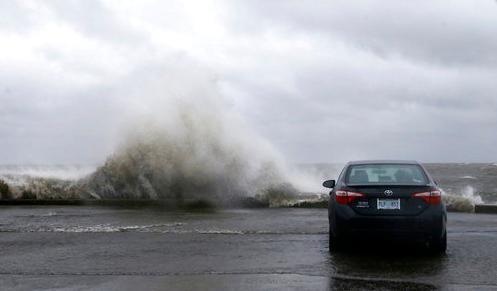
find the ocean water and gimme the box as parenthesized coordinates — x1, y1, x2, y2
(424, 163, 497, 204)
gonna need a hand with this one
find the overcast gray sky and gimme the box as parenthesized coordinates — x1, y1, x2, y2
(1, 0, 497, 164)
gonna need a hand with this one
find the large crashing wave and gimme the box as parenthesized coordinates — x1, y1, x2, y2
(81, 106, 296, 204)
(76, 64, 309, 205)
(1, 62, 315, 205)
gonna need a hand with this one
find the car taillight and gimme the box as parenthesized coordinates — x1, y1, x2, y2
(411, 190, 442, 205)
(335, 190, 365, 205)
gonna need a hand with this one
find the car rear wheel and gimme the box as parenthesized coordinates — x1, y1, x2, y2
(329, 228, 344, 252)
(429, 230, 447, 254)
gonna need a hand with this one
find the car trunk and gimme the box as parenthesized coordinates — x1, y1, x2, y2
(345, 185, 431, 216)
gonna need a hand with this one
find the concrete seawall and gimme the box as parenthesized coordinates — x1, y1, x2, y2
(1, 199, 496, 214)
(475, 204, 497, 214)
(0, 198, 268, 209)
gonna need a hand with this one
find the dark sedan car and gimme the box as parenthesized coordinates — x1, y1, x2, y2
(323, 160, 447, 253)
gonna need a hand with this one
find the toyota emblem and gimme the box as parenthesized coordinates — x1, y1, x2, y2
(384, 189, 393, 196)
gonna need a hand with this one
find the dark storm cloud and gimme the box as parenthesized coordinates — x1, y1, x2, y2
(1, 0, 496, 164)
(230, 0, 497, 67)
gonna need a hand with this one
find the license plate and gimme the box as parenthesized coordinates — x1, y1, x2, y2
(377, 199, 400, 210)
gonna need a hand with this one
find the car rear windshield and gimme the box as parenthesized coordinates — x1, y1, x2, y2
(345, 164, 429, 185)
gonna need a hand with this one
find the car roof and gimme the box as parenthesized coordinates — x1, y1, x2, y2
(346, 160, 420, 166)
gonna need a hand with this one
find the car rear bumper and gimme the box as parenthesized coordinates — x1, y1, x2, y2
(330, 204, 446, 241)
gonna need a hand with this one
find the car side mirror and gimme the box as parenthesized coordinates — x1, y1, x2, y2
(322, 180, 336, 188)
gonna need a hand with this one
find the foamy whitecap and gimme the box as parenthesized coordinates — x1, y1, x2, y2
(0, 165, 96, 181)
(461, 185, 483, 205)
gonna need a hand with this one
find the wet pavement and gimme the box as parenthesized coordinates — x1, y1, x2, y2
(0, 207, 496, 290)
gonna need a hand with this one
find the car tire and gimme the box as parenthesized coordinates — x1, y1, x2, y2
(429, 230, 447, 254)
(329, 229, 344, 252)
